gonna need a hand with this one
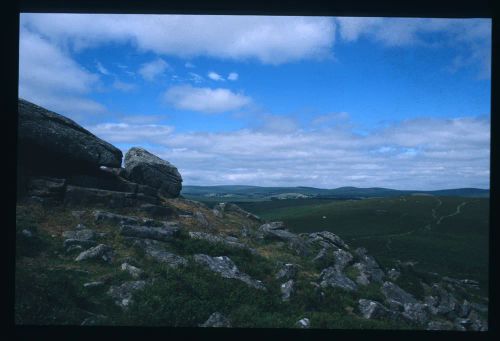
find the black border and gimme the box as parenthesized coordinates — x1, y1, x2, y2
(7, 1, 498, 340)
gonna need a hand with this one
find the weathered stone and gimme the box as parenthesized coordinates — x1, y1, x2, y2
(75, 244, 114, 263)
(138, 203, 177, 218)
(188, 231, 256, 254)
(65, 171, 138, 193)
(107, 280, 147, 308)
(281, 279, 294, 301)
(224, 203, 262, 222)
(18, 99, 122, 174)
(132, 239, 187, 268)
(199, 312, 231, 328)
(64, 185, 159, 208)
(25, 176, 66, 199)
(430, 283, 459, 316)
(66, 244, 84, 253)
(319, 266, 358, 291)
(381, 281, 418, 305)
(308, 231, 349, 250)
(333, 249, 354, 271)
(354, 248, 385, 283)
(358, 299, 390, 319)
(123, 147, 182, 198)
(275, 263, 299, 281)
(121, 262, 144, 279)
(193, 211, 210, 228)
(295, 318, 310, 329)
(459, 300, 472, 318)
(467, 310, 488, 331)
(259, 222, 308, 255)
(402, 303, 430, 325)
(193, 254, 266, 290)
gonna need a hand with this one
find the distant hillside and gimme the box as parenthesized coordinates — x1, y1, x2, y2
(182, 185, 489, 201)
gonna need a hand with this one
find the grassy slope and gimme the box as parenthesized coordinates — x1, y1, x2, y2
(237, 196, 489, 295)
(15, 201, 413, 328)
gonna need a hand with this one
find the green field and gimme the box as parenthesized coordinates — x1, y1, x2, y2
(234, 195, 489, 295)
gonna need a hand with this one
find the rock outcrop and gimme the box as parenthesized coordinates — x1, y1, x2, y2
(123, 147, 183, 198)
(18, 99, 122, 175)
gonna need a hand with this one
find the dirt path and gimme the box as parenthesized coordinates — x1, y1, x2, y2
(436, 201, 468, 225)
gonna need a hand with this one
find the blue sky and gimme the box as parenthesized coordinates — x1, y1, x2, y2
(19, 14, 491, 189)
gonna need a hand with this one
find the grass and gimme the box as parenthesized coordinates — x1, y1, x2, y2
(237, 195, 489, 295)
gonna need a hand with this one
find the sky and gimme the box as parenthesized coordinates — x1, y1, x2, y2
(19, 14, 491, 190)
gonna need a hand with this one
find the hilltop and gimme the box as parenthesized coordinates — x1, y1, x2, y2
(15, 99, 488, 330)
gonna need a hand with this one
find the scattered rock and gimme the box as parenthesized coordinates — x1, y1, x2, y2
(308, 231, 349, 250)
(358, 299, 390, 319)
(107, 280, 147, 308)
(188, 231, 256, 254)
(402, 303, 430, 325)
(275, 263, 299, 281)
(381, 281, 418, 305)
(120, 224, 180, 242)
(319, 266, 358, 291)
(75, 223, 87, 230)
(352, 263, 371, 286)
(123, 147, 182, 198)
(295, 317, 310, 328)
(333, 248, 354, 271)
(281, 279, 294, 301)
(75, 244, 114, 263)
(121, 262, 144, 279)
(199, 312, 232, 328)
(354, 248, 385, 283)
(193, 254, 266, 290)
(131, 239, 187, 268)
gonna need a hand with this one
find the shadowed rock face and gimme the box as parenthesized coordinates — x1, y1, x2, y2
(17, 99, 122, 175)
(124, 147, 183, 198)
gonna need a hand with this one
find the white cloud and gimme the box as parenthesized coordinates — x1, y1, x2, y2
(86, 115, 490, 190)
(227, 72, 239, 81)
(21, 14, 336, 64)
(96, 61, 111, 75)
(208, 71, 224, 81)
(336, 17, 491, 78)
(138, 58, 170, 81)
(18, 28, 105, 118)
(188, 72, 204, 84)
(163, 85, 252, 113)
(88, 122, 174, 143)
(112, 80, 136, 92)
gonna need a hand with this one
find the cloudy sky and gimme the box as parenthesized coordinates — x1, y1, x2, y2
(19, 14, 491, 190)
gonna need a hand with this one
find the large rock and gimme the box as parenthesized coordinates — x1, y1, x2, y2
(130, 238, 187, 268)
(18, 99, 122, 175)
(123, 147, 182, 198)
(280, 279, 294, 301)
(64, 186, 159, 208)
(354, 248, 385, 283)
(307, 231, 349, 250)
(193, 254, 266, 290)
(275, 263, 299, 281)
(381, 281, 418, 305)
(319, 266, 358, 291)
(107, 280, 147, 308)
(358, 299, 390, 319)
(189, 231, 257, 254)
(75, 244, 114, 263)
